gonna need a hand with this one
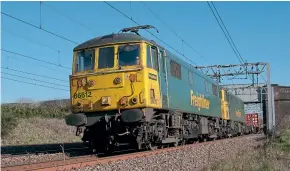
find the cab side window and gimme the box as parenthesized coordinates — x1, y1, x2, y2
(151, 46, 159, 71)
(161, 51, 166, 73)
(146, 44, 159, 71)
(146, 45, 152, 68)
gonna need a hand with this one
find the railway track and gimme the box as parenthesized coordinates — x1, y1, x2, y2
(1, 134, 265, 171)
(1, 142, 89, 158)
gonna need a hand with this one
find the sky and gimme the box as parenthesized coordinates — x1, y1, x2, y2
(1, 1, 290, 103)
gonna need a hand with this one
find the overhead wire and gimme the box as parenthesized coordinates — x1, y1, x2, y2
(1, 28, 60, 53)
(1, 49, 71, 70)
(1, 4, 74, 93)
(1, 71, 69, 87)
(1, 67, 68, 83)
(1, 12, 78, 45)
(140, 2, 205, 59)
(206, 1, 256, 83)
(1, 77, 69, 91)
(2, 55, 70, 75)
(206, 1, 243, 65)
(210, 2, 245, 64)
(40, 1, 42, 28)
(104, 1, 198, 66)
(42, 2, 95, 34)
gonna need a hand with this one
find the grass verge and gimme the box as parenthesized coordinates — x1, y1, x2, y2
(209, 129, 290, 171)
(1, 117, 81, 145)
(1, 101, 81, 145)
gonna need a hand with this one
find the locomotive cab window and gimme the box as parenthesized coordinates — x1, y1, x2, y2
(98, 46, 114, 69)
(118, 44, 140, 67)
(76, 49, 95, 72)
(146, 45, 159, 71)
(146, 45, 152, 68)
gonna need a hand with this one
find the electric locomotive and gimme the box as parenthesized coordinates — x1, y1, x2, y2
(65, 25, 249, 153)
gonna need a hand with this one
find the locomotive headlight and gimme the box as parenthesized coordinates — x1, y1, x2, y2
(119, 97, 128, 106)
(131, 97, 138, 104)
(81, 78, 87, 86)
(77, 78, 87, 87)
(129, 74, 136, 82)
(101, 96, 111, 105)
(114, 77, 121, 84)
(77, 79, 82, 87)
(88, 80, 95, 87)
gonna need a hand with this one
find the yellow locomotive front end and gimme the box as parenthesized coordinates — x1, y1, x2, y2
(70, 42, 161, 114)
(65, 30, 165, 152)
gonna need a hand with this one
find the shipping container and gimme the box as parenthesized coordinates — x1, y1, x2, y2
(245, 113, 259, 127)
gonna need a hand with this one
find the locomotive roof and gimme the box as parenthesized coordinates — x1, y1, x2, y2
(73, 33, 153, 51)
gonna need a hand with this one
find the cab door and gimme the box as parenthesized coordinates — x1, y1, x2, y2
(221, 89, 229, 120)
(157, 49, 169, 109)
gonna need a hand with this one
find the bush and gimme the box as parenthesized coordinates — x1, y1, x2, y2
(1, 111, 18, 137)
(1, 102, 70, 119)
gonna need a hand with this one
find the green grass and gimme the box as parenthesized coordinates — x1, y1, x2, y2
(272, 129, 290, 152)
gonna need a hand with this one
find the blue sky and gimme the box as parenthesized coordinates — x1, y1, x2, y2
(1, 1, 290, 103)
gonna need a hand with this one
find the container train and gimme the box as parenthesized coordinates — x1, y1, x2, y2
(65, 25, 257, 153)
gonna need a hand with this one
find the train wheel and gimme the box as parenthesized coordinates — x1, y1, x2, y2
(173, 141, 178, 147)
(147, 143, 157, 150)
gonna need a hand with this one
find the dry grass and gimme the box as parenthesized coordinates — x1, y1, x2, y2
(209, 129, 290, 171)
(1, 117, 81, 145)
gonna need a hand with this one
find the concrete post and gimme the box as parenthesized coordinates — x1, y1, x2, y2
(266, 63, 273, 134)
(271, 86, 276, 133)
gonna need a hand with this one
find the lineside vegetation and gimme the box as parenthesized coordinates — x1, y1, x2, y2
(1, 99, 70, 137)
